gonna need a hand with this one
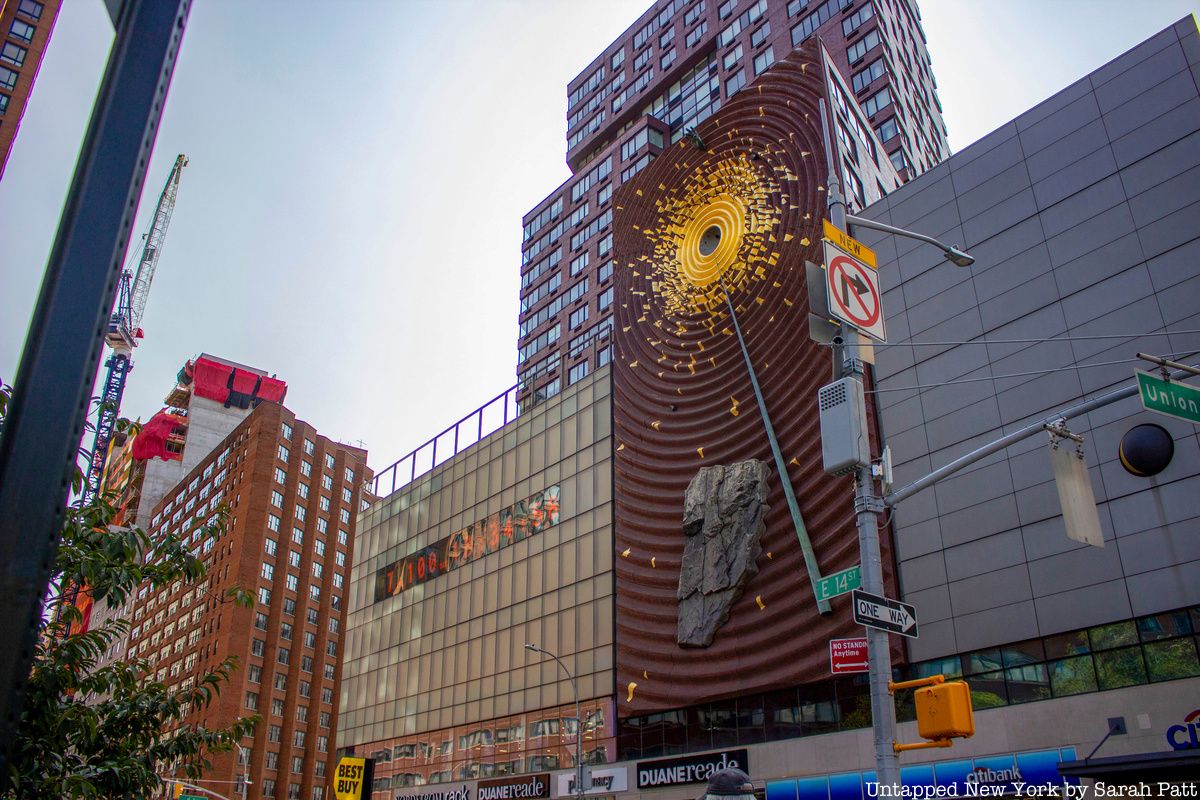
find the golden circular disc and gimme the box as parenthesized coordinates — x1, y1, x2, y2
(675, 194, 746, 288)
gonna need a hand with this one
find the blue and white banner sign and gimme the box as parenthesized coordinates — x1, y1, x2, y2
(766, 748, 1079, 800)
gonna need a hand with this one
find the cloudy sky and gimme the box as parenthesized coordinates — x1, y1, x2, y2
(1, 0, 1196, 477)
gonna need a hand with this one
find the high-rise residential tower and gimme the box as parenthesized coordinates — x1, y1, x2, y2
(0, 0, 61, 181)
(517, 0, 947, 407)
(131, 399, 370, 800)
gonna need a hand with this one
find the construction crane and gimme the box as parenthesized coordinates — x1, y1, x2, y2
(82, 154, 188, 504)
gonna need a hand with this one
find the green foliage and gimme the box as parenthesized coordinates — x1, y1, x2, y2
(0, 381, 257, 799)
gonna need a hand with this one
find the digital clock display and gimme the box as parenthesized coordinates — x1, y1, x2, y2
(374, 485, 560, 602)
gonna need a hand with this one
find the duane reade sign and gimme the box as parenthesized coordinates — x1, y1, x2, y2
(636, 749, 749, 789)
(556, 767, 628, 797)
(477, 775, 550, 800)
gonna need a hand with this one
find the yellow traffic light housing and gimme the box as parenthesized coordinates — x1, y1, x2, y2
(915, 680, 975, 740)
(889, 674, 975, 753)
(174, 782, 185, 799)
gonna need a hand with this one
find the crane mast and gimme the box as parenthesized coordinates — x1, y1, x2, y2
(82, 154, 187, 504)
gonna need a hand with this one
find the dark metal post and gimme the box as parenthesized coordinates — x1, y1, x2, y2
(0, 0, 191, 768)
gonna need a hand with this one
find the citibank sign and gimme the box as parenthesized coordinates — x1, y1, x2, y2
(1167, 708, 1200, 750)
(637, 750, 749, 789)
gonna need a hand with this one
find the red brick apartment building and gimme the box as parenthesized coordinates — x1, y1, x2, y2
(0, 0, 60, 180)
(129, 400, 371, 800)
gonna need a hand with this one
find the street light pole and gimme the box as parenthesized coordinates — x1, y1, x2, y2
(233, 742, 249, 800)
(525, 643, 586, 799)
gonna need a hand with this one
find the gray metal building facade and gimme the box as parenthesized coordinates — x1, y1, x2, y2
(859, 16, 1200, 664)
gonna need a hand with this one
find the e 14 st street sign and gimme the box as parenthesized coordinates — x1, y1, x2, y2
(1136, 370, 1200, 424)
(852, 589, 918, 638)
(814, 564, 861, 602)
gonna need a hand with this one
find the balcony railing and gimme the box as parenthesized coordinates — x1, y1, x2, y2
(370, 385, 521, 498)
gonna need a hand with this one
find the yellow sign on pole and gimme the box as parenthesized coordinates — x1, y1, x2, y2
(823, 219, 877, 269)
(333, 757, 370, 800)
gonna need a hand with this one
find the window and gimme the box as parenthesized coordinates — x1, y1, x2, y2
(344, 466, 354, 482)
(289, 550, 301, 568)
(569, 305, 589, 329)
(280, 622, 293, 641)
(875, 117, 899, 142)
(599, 261, 613, 282)
(252, 639, 265, 657)
(303, 438, 315, 455)
(0, 66, 18, 91)
(286, 574, 298, 592)
(311, 562, 323, 579)
(268, 725, 282, 743)
(300, 680, 312, 698)
(277, 648, 290, 665)
(283, 598, 296, 615)
(843, 2, 874, 35)
(329, 618, 340, 633)
(334, 551, 344, 567)
(597, 233, 612, 258)
(726, 69, 746, 96)
(846, 27, 881, 63)
(297, 483, 309, 499)
(852, 57, 886, 93)
(753, 46, 774, 75)
(338, 530, 348, 546)
(319, 496, 330, 511)
(294, 504, 306, 522)
(294, 731, 305, 747)
(9, 20, 35, 44)
(271, 698, 285, 716)
(304, 631, 317, 648)
(258, 587, 272, 606)
(598, 345, 613, 367)
(339, 508, 350, 524)
(661, 48, 676, 71)
(17, 0, 43, 20)
(274, 672, 287, 691)
(296, 705, 309, 722)
(318, 735, 329, 753)
(292, 528, 303, 545)
(307, 608, 319, 625)
(321, 690, 333, 706)
(300, 461, 311, 477)
(685, 20, 707, 48)
(261, 562, 275, 581)
(569, 361, 590, 385)
(723, 43, 743, 70)
(255, 612, 268, 631)
(309, 584, 321, 600)
(750, 21, 770, 48)
(281, 422, 293, 440)
(277, 445, 289, 463)
(719, 0, 737, 19)
(324, 664, 336, 680)
(325, 454, 335, 469)
(268, 515, 281, 532)
(245, 692, 259, 711)
(862, 86, 892, 118)
(265, 537, 277, 556)
(333, 573, 344, 590)
(262, 781, 276, 798)
(685, 0, 706, 25)
(598, 286, 613, 312)
(611, 47, 624, 69)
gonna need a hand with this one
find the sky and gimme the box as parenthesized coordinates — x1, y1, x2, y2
(1, 0, 1197, 478)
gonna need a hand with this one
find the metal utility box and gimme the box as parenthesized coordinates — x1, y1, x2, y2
(915, 680, 975, 740)
(819, 377, 871, 476)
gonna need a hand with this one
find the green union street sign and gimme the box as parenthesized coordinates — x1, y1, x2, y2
(1137, 370, 1200, 425)
(815, 564, 861, 603)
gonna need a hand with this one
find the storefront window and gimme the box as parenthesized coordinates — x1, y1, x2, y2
(1144, 637, 1200, 681)
(1048, 654, 1097, 697)
(1094, 645, 1147, 689)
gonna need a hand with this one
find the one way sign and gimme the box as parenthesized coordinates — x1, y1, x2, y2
(852, 589, 919, 638)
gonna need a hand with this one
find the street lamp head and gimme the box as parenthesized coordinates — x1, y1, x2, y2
(944, 246, 975, 268)
(525, 643, 540, 652)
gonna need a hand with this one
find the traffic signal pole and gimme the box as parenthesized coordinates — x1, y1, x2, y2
(820, 104, 899, 789)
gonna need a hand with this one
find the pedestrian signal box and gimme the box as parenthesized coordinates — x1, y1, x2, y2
(915, 680, 975, 741)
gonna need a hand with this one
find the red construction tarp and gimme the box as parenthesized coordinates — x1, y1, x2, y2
(131, 410, 185, 462)
(191, 357, 231, 404)
(257, 375, 287, 403)
(230, 368, 258, 395)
